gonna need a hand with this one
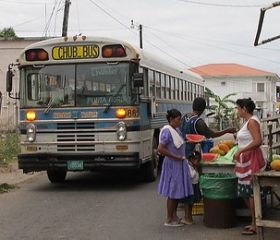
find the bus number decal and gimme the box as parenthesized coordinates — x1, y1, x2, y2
(126, 108, 139, 118)
(52, 45, 99, 60)
(53, 112, 71, 118)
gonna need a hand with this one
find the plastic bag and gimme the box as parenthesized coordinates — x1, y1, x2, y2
(200, 173, 237, 199)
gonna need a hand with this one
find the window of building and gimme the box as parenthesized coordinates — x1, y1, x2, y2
(257, 82, 265, 92)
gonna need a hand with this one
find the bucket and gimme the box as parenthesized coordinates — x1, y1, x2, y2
(203, 197, 236, 228)
(200, 173, 237, 228)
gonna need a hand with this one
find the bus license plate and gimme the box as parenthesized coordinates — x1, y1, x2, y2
(67, 161, 84, 170)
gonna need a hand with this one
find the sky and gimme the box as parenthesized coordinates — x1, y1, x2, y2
(1, 0, 280, 76)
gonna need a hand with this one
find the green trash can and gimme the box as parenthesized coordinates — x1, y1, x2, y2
(200, 173, 237, 228)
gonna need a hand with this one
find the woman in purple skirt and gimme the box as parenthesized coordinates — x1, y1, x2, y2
(157, 109, 193, 227)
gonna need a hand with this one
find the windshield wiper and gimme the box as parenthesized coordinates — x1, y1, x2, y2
(104, 83, 126, 113)
(44, 96, 62, 114)
(44, 98, 53, 114)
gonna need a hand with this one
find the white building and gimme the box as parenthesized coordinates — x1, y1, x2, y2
(190, 63, 280, 118)
(0, 37, 47, 130)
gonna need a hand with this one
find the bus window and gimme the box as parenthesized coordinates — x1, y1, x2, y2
(22, 65, 75, 107)
(27, 74, 41, 101)
(166, 75, 170, 99)
(155, 72, 160, 98)
(76, 62, 132, 106)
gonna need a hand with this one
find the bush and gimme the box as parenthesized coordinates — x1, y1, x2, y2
(0, 132, 20, 166)
(0, 183, 16, 193)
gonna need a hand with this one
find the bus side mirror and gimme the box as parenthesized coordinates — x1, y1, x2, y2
(6, 69, 13, 92)
(133, 73, 144, 88)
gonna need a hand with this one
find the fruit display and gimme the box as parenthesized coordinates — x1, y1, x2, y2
(209, 140, 235, 156)
(201, 153, 219, 162)
(186, 134, 206, 143)
(271, 154, 280, 171)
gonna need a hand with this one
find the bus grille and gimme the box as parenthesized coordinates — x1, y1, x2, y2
(57, 122, 95, 129)
(56, 122, 95, 152)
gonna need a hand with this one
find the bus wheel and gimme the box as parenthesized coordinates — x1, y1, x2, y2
(142, 137, 158, 182)
(47, 169, 67, 183)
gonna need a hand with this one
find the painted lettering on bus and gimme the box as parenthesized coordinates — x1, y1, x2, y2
(52, 45, 99, 60)
(57, 46, 78, 59)
(82, 45, 99, 58)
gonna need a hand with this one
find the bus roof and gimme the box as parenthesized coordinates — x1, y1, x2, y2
(19, 36, 204, 85)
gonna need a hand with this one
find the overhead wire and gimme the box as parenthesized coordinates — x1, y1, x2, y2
(87, 0, 131, 31)
(12, 17, 42, 28)
(83, 0, 280, 76)
(0, 0, 49, 5)
(177, 0, 262, 8)
(85, 0, 197, 69)
(5, 0, 278, 75)
(75, 0, 81, 35)
(53, 0, 63, 36)
(42, 0, 59, 37)
(147, 26, 280, 66)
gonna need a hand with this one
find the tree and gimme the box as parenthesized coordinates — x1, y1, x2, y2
(0, 27, 17, 39)
(205, 87, 236, 130)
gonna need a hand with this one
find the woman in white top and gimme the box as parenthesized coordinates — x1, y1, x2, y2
(234, 98, 266, 235)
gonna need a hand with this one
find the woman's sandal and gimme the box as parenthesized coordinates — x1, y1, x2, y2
(243, 225, 253, 230)
(180, 219, 194, 225)
(242, 227, 257, 235)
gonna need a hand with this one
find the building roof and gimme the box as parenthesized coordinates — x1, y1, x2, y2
(190, 63, 275, 77)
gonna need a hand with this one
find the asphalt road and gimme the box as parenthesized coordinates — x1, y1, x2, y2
(0, 171, 279, 240)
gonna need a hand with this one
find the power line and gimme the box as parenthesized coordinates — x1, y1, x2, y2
(142, 26, 280, 77)
(87, 0, 131, 31)
(75, 0, 81, 35)
(178, 0, 262, 8)
(53, 0, 64, 36)
(0, 0, 49, 5)
(43, 0, 60, 37)
(12, 17, 42, 28)
(148, 26, 280, 52)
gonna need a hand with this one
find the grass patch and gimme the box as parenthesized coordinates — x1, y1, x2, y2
(0, 132, 20, 166)
(0, 183, 16, 193)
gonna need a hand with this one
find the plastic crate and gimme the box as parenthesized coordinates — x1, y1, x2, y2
(192, 200, 204, 215)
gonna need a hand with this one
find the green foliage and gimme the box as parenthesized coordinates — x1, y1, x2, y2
(205, 87, 237, 130)
(0, 27, 17, 39)
(0, 132, 20, 166)
(0, 183, 16, 193)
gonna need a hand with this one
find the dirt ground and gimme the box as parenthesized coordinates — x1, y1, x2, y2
(0, 161, 42, 185)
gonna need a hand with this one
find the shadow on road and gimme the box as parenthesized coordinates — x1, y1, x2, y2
(32, 170, 155, 192)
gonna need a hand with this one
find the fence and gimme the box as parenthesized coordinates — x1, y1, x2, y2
(261, 115, 280, 161)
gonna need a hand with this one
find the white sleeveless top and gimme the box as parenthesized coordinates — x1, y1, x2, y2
(236, 115, 261, 148)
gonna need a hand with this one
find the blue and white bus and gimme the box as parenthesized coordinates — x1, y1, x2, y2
(6, 36, 204, 183)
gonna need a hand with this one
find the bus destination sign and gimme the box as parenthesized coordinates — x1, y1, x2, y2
(52, 45, 99, 60)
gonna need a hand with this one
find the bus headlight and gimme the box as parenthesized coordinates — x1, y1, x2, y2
(116, 122, 126, 141)
(26, 123, 36, 142)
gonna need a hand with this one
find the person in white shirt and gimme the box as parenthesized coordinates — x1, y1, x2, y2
(182, 151, 202, 224)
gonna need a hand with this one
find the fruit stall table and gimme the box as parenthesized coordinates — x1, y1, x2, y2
(200, 141, 237, 174)
(253, 170, 280, 240)
(201, 159, 235, 174)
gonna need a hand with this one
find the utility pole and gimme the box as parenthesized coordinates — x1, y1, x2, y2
(62, 0, 71, 37)
(131, 20, 143, 49)
(139, 24, 143, 49)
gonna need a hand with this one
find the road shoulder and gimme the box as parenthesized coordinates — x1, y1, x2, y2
(0, 161, 42, 185)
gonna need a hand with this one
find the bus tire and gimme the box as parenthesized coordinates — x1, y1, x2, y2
(141, 136, 158, 182)
(47, 169, 67, 183)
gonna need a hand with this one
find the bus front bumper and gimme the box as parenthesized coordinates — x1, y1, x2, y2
(18, 152, 141, 173)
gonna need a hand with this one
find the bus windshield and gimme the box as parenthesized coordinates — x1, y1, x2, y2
(21, 62, 136, 108)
